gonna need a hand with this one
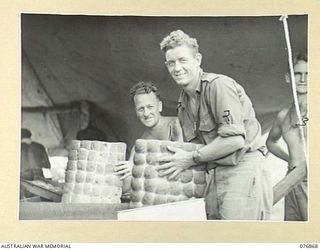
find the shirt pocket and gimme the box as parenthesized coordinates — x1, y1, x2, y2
(182, 123, 197, 142)
(199, 114, 217, 143)
(199, 114, 216, 132)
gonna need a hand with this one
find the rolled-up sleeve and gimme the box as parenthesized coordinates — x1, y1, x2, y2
(207, 77, 246, 138)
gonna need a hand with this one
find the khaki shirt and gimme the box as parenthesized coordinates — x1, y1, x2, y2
(177, 71, 264, 165)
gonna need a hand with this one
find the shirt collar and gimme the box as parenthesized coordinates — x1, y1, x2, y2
(178, 69, 204, 106)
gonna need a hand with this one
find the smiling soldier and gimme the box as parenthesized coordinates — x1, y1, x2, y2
(157, 29, 273, 220)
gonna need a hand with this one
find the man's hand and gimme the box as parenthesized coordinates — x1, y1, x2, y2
(114, 161, 133, 180)
(156, 146, 195, 180)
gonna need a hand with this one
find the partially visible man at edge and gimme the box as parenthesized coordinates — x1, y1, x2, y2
(156, 30, 273, 220)
(266, 53, 308, 221)
(114, 81, 183, 191)
(20, 128, 51, 198)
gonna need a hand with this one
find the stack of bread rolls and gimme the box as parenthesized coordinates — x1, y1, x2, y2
(62, 140, 126, 203)
(130, 139, 207, 207)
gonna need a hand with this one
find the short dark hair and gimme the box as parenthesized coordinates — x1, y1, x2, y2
(129, 81, 161, 102)
(21, 128, 32, 138)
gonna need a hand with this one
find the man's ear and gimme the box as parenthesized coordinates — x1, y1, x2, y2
(285, 73, 291, 84)
(159, 101, 163, 112)
(195, 53, 202, 66)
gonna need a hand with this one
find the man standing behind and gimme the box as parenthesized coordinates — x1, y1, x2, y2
(114, 81, 183, 181)
(266, 53, 308, 221)
(157, 30, 272, 220)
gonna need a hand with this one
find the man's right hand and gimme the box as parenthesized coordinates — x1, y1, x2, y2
(114, 161, 133, 180)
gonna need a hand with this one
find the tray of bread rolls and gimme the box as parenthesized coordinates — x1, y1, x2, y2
(130, 139, 207, 208)
(61, 140, 127, 203)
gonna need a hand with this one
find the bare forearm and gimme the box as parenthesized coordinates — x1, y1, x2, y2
(198, 135, 244, 163)
(266, 140, 289, 162)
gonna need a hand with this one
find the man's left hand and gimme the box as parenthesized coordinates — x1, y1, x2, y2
(156, 146, 195, 180)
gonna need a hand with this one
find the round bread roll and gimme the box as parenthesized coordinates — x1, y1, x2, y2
(144, 165, 158, 179)
(91, 141, 101, 151)
(147, 140, 160, 153)
(80, 140, 91, 149)
(117, 153, 126, 161)
(85, 172, 95, 183)
(75, 171, 86, 183)
(96, 163, 105, 175)
(160, 141, 171, 153)
(116, 143, 127, 153)
(177, 194, 188, 201)
(78, 148, 89, 160)
(167, 195, 179, 203)
(86, 162, 96, 172)
(73, 183, 84, 194)
(193, 170, 206, 184)
(95, 174, 105, 185)
(131, 178, 144, 191)
(88, 151, 98, 162)
(131, 191, 145, 203)
(144, 179, 158, 193)
(105, 174, 115, 186)
(65, 170, 76, 183)
(90, 196, 101, 203)
(69, 140, 81, 150)
(142, 192, 156, 205)
(130, 201, 143, 208)
(83, 183, 92, 195)
(105, 163, 114, 174)
(146, 153, 159, 165)
(182, 182, 194, 198)
(132, 164, 145, 178)
(68, 150, 78, 160)
(135, 139, 147, 153)
(134, 153, 146, 165)
(194, 184, 206, 198)
(63, 183, 74, 193)
(155, 179, 170, 194)
(92, 185, 102, 197)
(67, 160, 77, 171)
(179, 169, 193, 183)
(77, 160, 87, 171)
(153, 195, 167, 205)
(112, 175, 122, 188)
(169, 181, 182, 196)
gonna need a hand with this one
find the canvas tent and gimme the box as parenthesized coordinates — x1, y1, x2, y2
(21, 14, 307, 155)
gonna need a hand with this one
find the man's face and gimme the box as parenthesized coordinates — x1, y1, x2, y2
(165, 45, 202, 88)
(293, 60, 308, 95)
(134, 92, 162, 128)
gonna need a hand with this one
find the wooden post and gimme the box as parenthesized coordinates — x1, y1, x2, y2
(273, 163, 307, 205)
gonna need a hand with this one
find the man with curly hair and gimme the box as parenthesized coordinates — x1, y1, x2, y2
(157, 30, 273, 220)
(114, 81, 183, 182)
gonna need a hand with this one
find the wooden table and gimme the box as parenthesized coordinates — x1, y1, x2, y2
(19, 202, 130, 220)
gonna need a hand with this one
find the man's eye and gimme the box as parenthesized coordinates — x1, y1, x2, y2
(179, 58, 188, 63)
(168, 61, 175, 67)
